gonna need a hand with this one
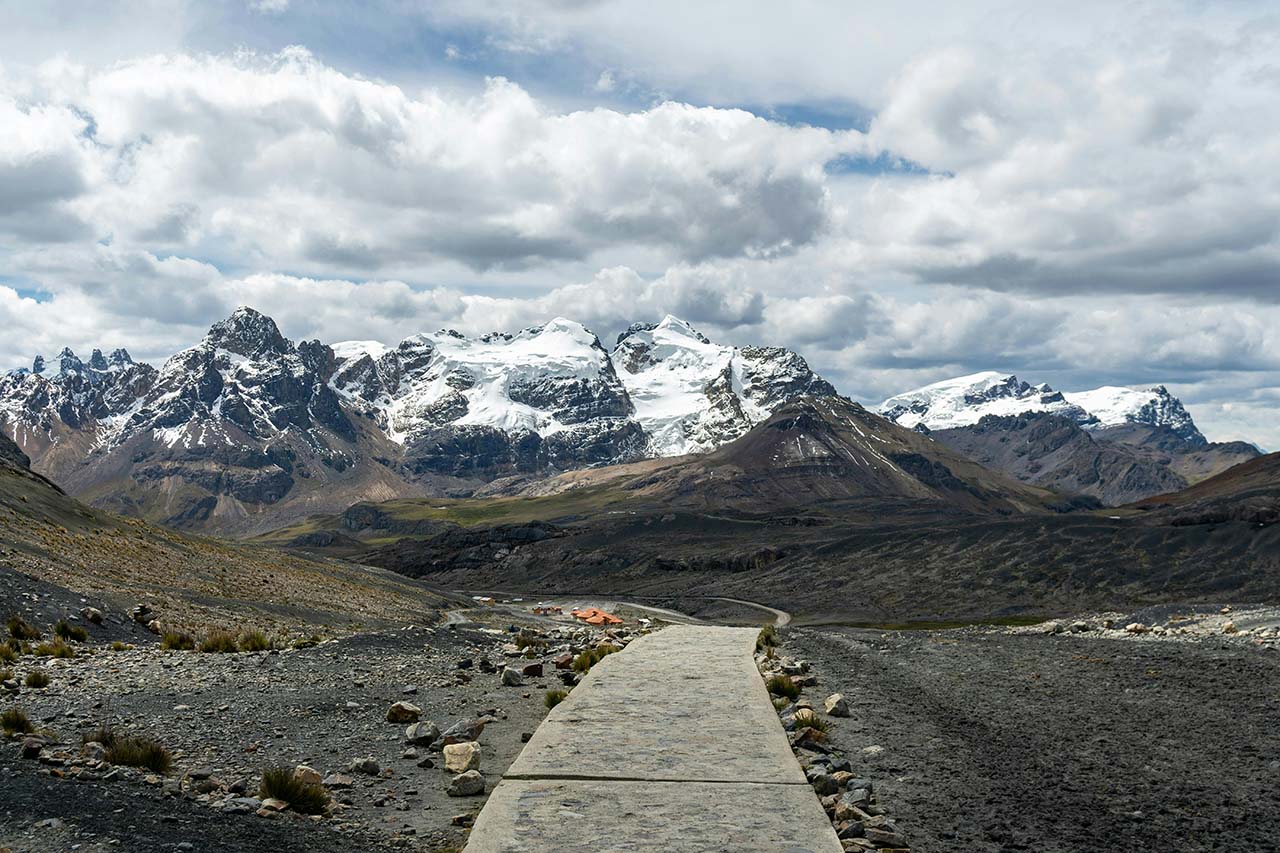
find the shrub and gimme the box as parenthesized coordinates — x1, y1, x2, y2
(25, 669, 50, 689)
(105, 735, 172, 773)
(259, 767, 330, 815)
(766, 674, 801, 702)
(0, 668, 11, 683)
(110, 641, 129, 652)
(0, 645, 16, 664)
(54, 620, 89, 643)
(6, 616, 40, 641)
(292, 635, 321, 650)
(544, 689, 568, 709)
(238, 630, 272, 652)
(772, 696, 790, 711)
(515, 634, 548, 651)
(792, 708, 830, 735)
(83, 726, 117, 748)
(1, 707, 33, 736)
(33, 639, 75, 659)
(756, 625, 779, 652)
(160, 632, 195, 651)
(198, 631, 238, 653)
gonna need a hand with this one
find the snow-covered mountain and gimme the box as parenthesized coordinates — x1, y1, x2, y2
(0, 308, 836, 533)
(879, 371, 1206, 445)
(613, 315, 836, 456)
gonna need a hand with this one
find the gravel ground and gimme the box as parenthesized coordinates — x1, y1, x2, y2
(0, 619, 614, 852)
(792, 626, 1280, 852)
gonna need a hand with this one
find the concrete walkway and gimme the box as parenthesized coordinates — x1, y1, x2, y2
(464, 625, 841, 852)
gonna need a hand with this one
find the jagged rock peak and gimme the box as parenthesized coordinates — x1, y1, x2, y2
(204, 306, 292, 358)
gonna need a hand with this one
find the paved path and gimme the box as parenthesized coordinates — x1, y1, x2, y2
(464, 625, 841, 852)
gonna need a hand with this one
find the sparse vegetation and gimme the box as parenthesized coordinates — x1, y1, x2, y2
(756, 625, 779, 653)
(292, 635, 321, 650)
(772, 696, 789, 711)
(238, 630, 272, 652)
(792, 708, 830, 737)
(198, 631, 239, 653)
(515, 634, 548, 651)
(83, 726, 117, 748)
(105, 734, 172, 773)
(33, 639, 76, 659)
(7, 616, 40, 641)
(544, 689, 569, 709)
(572, 643, 621, 673)
(0, 668, 11, 683)
(161, 631, 195, 651)
(766, 674, 801, 701)
(110, 641, 130, 652)
(0, 644, 16, 664)
(25, 669, 51, 688)
(54, 619, 89, 642)
(259, 766, 330, 814)
(1, 707, 33, 736)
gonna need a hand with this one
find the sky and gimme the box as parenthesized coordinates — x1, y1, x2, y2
(1, 1, 1279, 446)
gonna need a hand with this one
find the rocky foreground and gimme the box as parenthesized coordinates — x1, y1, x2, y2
(791, 615, 1280, 852)
(0, 615, 642, 852)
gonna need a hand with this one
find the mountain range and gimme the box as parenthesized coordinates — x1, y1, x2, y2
(878, 371, 1259, 505)
(0, 308, 835, 534)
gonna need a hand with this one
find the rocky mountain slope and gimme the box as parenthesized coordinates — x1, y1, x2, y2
(0, 432, 454, 634)
(881, 372, 1259, 503)
(1131, 451, 1280, 526)
(1, 308, 835, 535)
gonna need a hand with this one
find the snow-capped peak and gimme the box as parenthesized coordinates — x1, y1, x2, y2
(880, 372, 1206, 444)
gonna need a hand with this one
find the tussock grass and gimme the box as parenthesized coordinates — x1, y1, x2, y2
(24, 669, 51, 689)
(571, 644, 621, 673)
(1, 707, 33, 736)
(33, 639, 75, 659)
(544, 689, 569, 709)
(161, 631, 195, 651)
(110, 641, 130, 652)
(756, 625, 779, 652)
(54, 620, 89, 642)
(0, 668, 11, 683)
(0, 644, 16, 664)
(198, 631, 238, 653)
(292, 635, 321, 650)
(7, 616, 41, 641)
(259, 767, 330, 814)
(105, 735, 172, 773)
(792, 708, 830, 736)
(83, 726, 117, 748)
(766, 674, 801, 701)
(238, 630, 272, 652)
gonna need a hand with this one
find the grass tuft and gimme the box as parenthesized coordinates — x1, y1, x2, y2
(198, 631, 239, 653)
(1, 707, 34, 736)
(238, 630, 272, 652)
(105, 735, 172, 773)
(33, 639, 76, 659)
(0, 644, 16, 664)
(792, 708, 830, 735)
(291, 635, 321, 650)
(24, 669, 51, 689)
(161, 631, 195, 651)
(6, 616, 41, 641)
(83, 726, 118, 748)
(756, 625, 779, 653)
(260, 766, 330, 814)
(572, 644, 621, 673)
(0, 668, 10, 683)
(110, 641, 130, 652)
(766, 674, 801, 701)
(544, 689, 569, 709)
(54, 620, 89, 643)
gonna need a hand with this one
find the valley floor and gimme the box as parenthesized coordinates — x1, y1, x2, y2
(794, 625, 1280, 852)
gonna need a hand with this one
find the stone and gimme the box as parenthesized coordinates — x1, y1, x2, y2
(1223, 621, 1239, 634)
(443, 741, 482, 773)
(824, 693, 851, 717)
(501, 668, 523, 687)
(386, 701, 422, 723)
(294, 765, 322, 785)
(1125, 622, 1150, 635)
(1070, 621, 1090, 633)
(447, 770, 485, 797)
(405, 721, 440, 746)
(323, 773, 354, 789)
(810, 773, 840, 796)
(436, 718, 485, 746)
(347, 757, 380, 776)
(552, 653, 574, 670)
(456, 658, 473, 670)
(81, 741, 107, 761)
(81, 607, 104, 625)
(521, 662, 544, 678)
(260, 797, 289, 812)
(864, 827, 908, 848)
(21, 738, 43, 760)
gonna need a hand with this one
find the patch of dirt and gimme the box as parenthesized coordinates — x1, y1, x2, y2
(792, 626, 1280, 852)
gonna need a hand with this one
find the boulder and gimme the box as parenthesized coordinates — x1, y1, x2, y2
(323, 773, 354, 789)
(501, 668, 523, 687)
(443, 741, 482, 773)
(294, 765, 322, 785)
(521, 662, 544, 678)
(347, 757, 380, 776)
(1223, 621, 1239, 634)
(405, 721, 440, 746)
(435, 718, 485, 747)
(824, 693, 851, 717)
(447, 770, 485, 797)
(386, 701, 421, 723)
(81, 607, 104, 625)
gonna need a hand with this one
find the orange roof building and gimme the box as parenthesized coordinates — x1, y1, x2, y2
(570, 607, 623, 625)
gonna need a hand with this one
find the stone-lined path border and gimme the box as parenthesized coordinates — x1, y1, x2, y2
(464, 625, 841, 851)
